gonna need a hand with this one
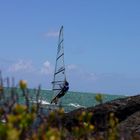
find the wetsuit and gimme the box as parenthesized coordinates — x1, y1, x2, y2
(51, 81, 69, 104)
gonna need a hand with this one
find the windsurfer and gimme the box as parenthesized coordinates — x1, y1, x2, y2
(51, 81, 69, 104)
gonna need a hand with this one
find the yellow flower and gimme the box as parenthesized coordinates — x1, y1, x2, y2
(19, 80, 27, 90)
(82, 111, 86, 117)
(58, 108, 64, 114)
(7, 128, 20, 140)
(0, 85, 3, 93)
(110, 112, 114, 118)
(95, 93, 103, 103)
(89, 124, 94, 130)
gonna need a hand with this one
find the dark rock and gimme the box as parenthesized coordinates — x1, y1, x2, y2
(63, 95, 140, 134)
(118, 111, 140, 138)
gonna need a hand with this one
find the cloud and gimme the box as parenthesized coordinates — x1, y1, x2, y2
(86, 72, 98, 81)
(8, 59, 54, 76)
(43, 31, 59, 38)
(40, 60, 53, 75)
(67, 64, 97, 81)
(8, 60, 34, 72)
(67, 64, 77, 71)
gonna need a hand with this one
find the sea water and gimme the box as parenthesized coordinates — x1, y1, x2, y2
(27, 89, 125, 112)
(2, 88, 125, 112)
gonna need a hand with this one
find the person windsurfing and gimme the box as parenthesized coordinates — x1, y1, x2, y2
(51, 80, 69, 104)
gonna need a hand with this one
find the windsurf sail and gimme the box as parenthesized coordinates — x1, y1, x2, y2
(51, 26, 68, 104)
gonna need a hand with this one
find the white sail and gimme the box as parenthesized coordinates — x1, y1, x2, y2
(51, 26, 67, 103)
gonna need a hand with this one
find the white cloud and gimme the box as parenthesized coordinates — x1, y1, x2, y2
(40, 60, 53, 75)
(89, 73, 98, 81)
(67, 64, 97, 80)
(43, 31, 59, 38)
(8, 60, 34, 72)
(67, 64, 77, 71)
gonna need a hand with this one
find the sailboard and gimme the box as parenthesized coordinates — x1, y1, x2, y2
(51, 26, 68, 104)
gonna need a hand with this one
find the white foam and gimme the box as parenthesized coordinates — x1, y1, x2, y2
(40, 100, 50, 105)
(32, 99, 50, 105)
(68, 103, 85, 108)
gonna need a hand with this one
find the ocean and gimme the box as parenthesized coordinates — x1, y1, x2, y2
(2, 88, 125, 112)
(25, 89, 125, 112)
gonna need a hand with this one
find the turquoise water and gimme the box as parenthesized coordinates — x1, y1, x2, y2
(27, 89, 125, 112)
(2, 88, 125, 112)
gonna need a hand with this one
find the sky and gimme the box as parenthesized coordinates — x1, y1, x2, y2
(0, 0, 140, 95)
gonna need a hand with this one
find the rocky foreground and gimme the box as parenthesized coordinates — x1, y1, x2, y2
(62, 95, 140, 139)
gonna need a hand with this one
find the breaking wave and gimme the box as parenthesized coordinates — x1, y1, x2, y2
(68, 103, 85, 108)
